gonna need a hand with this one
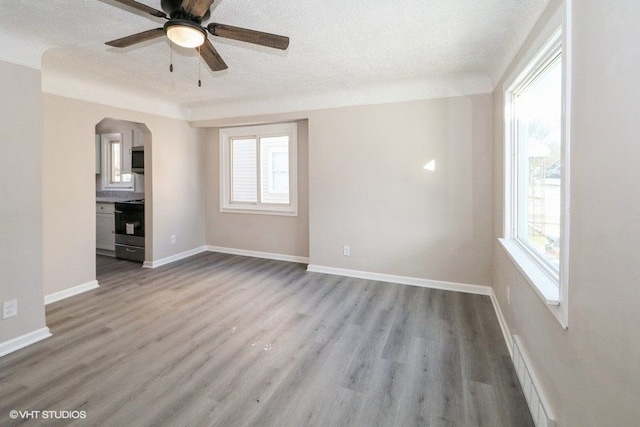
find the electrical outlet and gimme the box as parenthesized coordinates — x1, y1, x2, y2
(170, 235, 176, 245)
(506, 287, 511, 305)
(343, 245, 351, 256)
(3, 300, 17, 319)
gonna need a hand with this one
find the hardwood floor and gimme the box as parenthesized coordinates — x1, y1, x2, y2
(0, 253, 532, 426)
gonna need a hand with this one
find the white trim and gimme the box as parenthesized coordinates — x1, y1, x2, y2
(499, 239, 560, 306)
(207, 246, 309, 264)
(101, 133, 134, 191)
(44, 280, 99, 305)
(503, 5, 565, 92)
(489, 289, 514, 357)
(306, 265, 491, 296)
(558, 0, 572, 330)
(0, 327, 51, 358)
(219, 122, 298, 216)
(143, 246, 208, 269)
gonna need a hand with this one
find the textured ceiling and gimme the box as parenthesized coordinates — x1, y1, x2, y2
(0, 0, 549, 119)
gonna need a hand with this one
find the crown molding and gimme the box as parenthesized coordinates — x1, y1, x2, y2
(0, 30, 48, 70)
(187, 73, 492, 122)
(42, 71, 189, 120)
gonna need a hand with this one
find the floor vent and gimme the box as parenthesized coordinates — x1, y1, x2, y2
(512, 335, 556, 427)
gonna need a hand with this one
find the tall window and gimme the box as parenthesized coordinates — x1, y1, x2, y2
(514, 47, 562, 272)
(220, 123, 297, 215)
(502, 3, 570, 328)
(102, 133, 133, 189)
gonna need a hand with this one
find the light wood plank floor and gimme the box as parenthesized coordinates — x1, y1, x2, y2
(0, 253, 532, 426)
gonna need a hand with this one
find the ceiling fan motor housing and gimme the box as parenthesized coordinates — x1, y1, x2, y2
(161, 0, 210, 22)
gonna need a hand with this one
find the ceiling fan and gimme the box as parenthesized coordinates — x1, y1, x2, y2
(104, 0, 290, 72)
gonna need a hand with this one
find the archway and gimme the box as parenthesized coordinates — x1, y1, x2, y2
(94, 118, 153, 266)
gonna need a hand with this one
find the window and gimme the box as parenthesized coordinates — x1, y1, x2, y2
(220, 123, 297, 215)
(102, 133, 133, 190)
(501, 3, 570, 328)
(515, 44, 562, 272)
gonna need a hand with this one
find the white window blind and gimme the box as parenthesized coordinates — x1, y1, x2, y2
(220, 123, 298, 216)
(231, 138, 258, 203)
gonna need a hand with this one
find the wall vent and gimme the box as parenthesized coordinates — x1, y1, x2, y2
(512, 335, 556, 427)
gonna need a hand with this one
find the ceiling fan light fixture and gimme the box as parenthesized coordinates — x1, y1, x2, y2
(164, 20, 206, 48)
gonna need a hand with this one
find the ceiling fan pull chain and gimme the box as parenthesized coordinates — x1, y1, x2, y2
(170, 44, 174, 72)
(198, 46, 202, 87)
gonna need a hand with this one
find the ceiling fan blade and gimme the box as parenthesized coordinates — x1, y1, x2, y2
(106, 28, 165, 48)
(112, 0, 167, 18)
(182, 0, 216, 18)
(199, 39, 228, 71)
(207, 23, 289, 50)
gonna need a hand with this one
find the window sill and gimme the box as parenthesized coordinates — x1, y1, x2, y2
(499, 238, 560, 306)
(102, 186, 134, 192)
(220, 206, 298, 217)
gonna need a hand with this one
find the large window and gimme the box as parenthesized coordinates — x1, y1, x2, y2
(220, 123, 297, 215)
(515, 44, 562, 272)
(501, 3, 570, 328)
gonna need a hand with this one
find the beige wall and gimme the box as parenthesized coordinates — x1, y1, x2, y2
(0, 61, 47, 342)
(200, 95, 493, 285)
(309, 96, 493, 284)
(205, 121, 310, 258)
(492, 0, 640, 425)
(42, 94, 206, 295)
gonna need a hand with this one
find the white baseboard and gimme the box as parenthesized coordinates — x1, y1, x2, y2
(490, 289, 513, 357)
(44, 280, 99, 305)
(306, 264, 491, 296)
(0, 327, 51, 358)
(143, 246, 208, 269)
(207, 246, 310, 264)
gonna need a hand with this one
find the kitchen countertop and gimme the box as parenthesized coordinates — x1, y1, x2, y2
(96, 197, 142, 203)
(96, 191, 145, 204)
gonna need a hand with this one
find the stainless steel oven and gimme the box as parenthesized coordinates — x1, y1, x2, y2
(114, 199, 145, 262)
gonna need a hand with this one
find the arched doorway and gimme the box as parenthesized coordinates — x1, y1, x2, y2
(94, 118, 152, 268)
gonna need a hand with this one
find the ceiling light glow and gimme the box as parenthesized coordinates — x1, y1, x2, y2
(165, 20, 206, 48)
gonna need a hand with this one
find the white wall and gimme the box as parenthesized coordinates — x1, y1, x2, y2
(42, 94, 206, 295)
(0, 61, 48, 343)
(492, 0, 640, 425)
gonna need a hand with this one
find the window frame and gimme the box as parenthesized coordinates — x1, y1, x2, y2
(101, 133, 133, 191)
(219, 122, 298, 216)
(500, 2, 570, 328)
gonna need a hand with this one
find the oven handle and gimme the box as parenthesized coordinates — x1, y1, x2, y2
(114, 210, 123, 213)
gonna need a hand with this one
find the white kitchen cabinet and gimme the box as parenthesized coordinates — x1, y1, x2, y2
(96, 203, 115, 251)
(122, 130, 133, 175)
(95, 134, 101, 174)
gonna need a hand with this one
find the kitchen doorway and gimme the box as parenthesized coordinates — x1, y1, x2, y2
(94, 118, 152, 268)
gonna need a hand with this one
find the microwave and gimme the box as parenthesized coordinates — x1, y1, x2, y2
(131, 146, 144, 174)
